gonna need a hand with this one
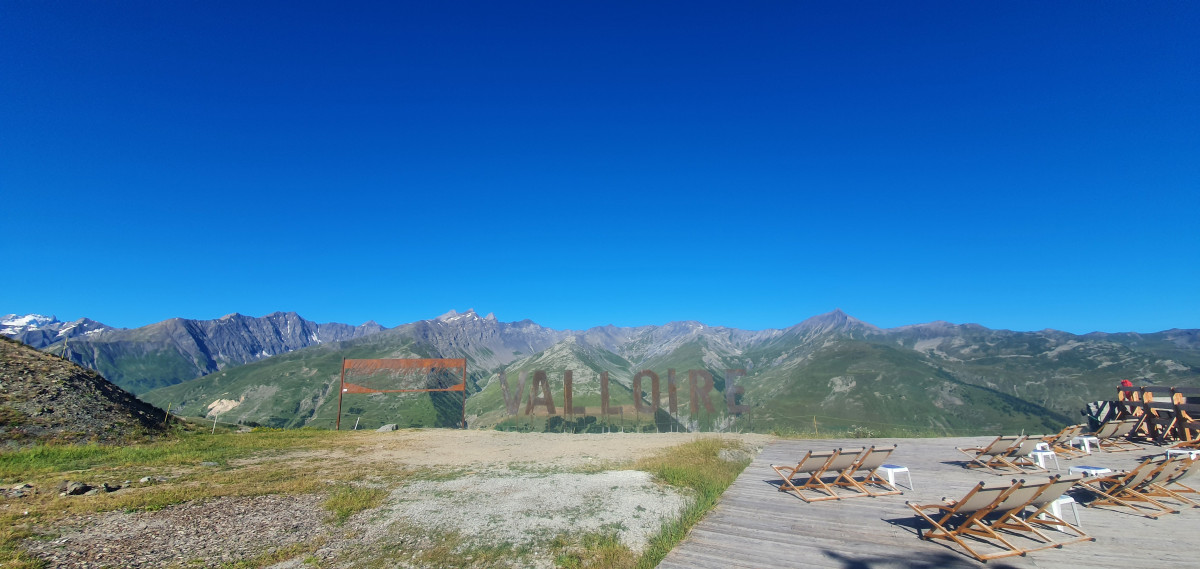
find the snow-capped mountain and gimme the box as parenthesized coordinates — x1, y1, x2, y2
(1, 314, 113, 348)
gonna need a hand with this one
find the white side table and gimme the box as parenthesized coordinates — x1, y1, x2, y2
(1031, 450, 1060, 470)
(1045, 495, 1082, 530)
(1068, 465, 1112, 478)
(1166, 448, 1200, 460)
(1070, 436, 1100, 454)
(878, 464, 913, 490)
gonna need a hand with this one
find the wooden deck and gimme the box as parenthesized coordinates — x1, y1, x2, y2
(658, 436, 1200, 568)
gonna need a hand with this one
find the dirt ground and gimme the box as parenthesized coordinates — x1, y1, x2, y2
(345, 429, 773, 467)
(21, 430, 772, 569)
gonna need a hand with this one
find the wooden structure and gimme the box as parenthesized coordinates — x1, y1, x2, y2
(657, 436, 1200, 568)
(1114, 385, 1200, 443)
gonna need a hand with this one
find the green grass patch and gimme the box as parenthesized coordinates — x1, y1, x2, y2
(0, 429, 345, 481)
(346, 524, 535, 569)
(323, 484, 388, 525)
(215, 538, 326, 569)
(552, 531, 637, 569)
(633, 437, 751, 569)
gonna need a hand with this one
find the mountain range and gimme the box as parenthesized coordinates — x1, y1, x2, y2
(5, 310, 1198, 435)
(1, 312, 384, 393)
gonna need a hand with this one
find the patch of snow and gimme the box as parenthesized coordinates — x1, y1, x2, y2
(1, 313, 57, 333)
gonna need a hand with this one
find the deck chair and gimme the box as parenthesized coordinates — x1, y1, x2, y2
(957, 435, 1026, 474)
(1141, 457, 1200, 508)
(1041, 424, 1086, 458)
(998, 436, 1051, 473)
(1161, 456, 1200, 502)
(908, 479, 1028, 561)
(805, 447, 869, 501)
(1092, 419, 1141, 452)
(837, 445, 902, 497)
(1168, 436, 1200, 450)
(991, 474, 1093, 551)
(1079, 456, 1179, 518)
(771, 449, 837, 500)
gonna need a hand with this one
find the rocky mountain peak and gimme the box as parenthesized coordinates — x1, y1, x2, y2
(435, 308, 482, 323)
(790, 309, 878, 335)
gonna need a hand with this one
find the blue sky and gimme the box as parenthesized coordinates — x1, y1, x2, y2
(2, 1, 1197, 334)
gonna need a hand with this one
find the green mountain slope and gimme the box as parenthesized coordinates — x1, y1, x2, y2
(140, 334, 457, 429)
(135, 311, 1199, 435)
(739, 340, 1070, 435)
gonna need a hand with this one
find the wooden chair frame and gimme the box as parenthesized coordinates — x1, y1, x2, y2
(1141, 385, 1178, 443)
(1079, 456, 1179, 518)
(1092, 419, 1141, 452)
(908, 479, 1030, 561)
(804, 447, 869, 501)
(996, 436, 1051, 474)
(990, 474, 1093, 552)
(771, 449, 838, 501)
(1172, 387, 1200, 442)
(956, 435, 1026, 474)
(834, 445, 902, 498)
(1042, 424, 1086, 458)
(1141, 457, 1200, 508)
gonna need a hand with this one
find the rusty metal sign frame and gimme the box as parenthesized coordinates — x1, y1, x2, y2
(336, 358, 467, 430)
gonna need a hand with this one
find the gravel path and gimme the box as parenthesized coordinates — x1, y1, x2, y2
(24, 494, 327, 568)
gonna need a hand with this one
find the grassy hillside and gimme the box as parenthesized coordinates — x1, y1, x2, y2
(740, 341, 1071, 436)
(141, 336, 473, 430)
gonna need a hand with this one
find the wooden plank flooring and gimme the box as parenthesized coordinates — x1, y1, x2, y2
(658, 436, 1200, 568)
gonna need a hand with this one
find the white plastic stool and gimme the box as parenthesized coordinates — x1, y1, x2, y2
(1046, 495, 1082, 530)
(1070, 436, 1099, 454)
(1166, 448, 1200, 460)
(1031, 450, 1060, 470)
(878, 464, 913, 490)
(1068, 465, 1112, 478)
